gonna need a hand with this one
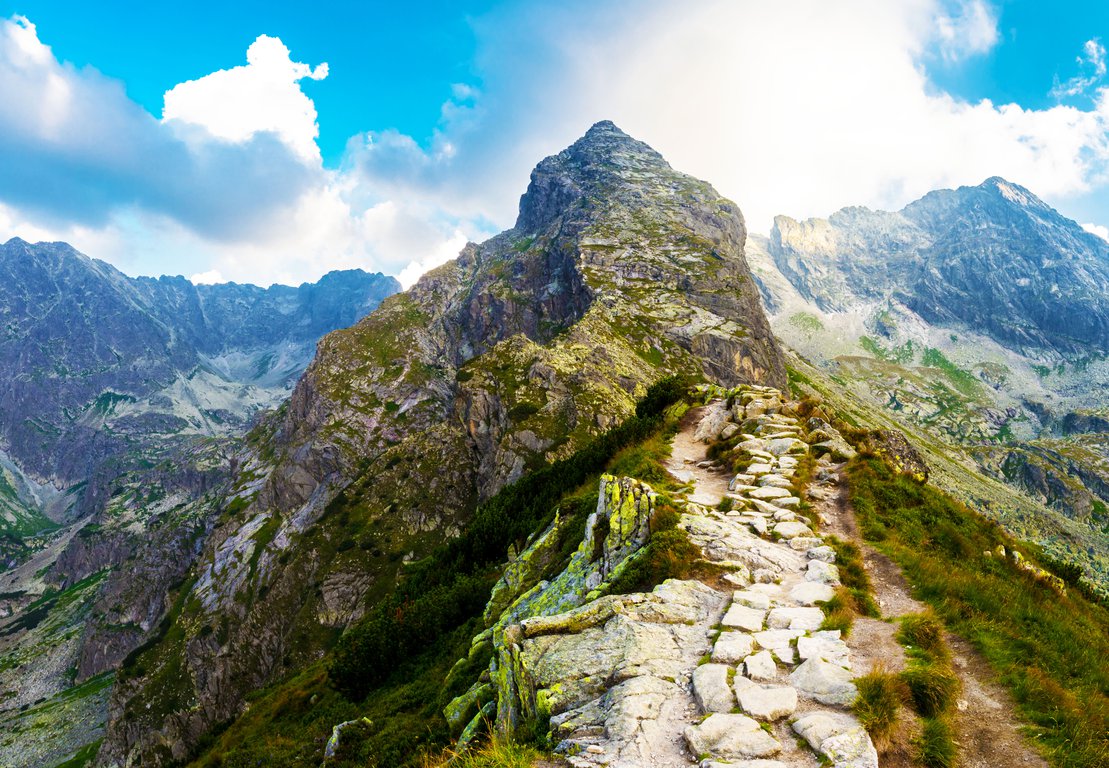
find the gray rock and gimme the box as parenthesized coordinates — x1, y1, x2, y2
(767, 607, 825, 630)
(684, 713, 782, 761)
(735, 681, 798, 720)
(744, 650, 777, 680)
(788, 582, 836, 605)
(722, 603, 767, 632)
(712, 631, 756, 664)
(789, 658, 858, 706)
(693, 664, 736, 713)
(806, 560, 841, 584)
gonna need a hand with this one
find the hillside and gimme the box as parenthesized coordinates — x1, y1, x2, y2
(745, 180, 1109, 593)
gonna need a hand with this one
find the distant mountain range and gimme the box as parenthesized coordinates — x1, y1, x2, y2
(0, 236, 397, 539)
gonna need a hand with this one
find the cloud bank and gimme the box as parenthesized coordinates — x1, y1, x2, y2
(2, 2, 1109, 288)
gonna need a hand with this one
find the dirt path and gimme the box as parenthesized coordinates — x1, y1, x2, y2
(812, 467, 1050, 768)
(664, 405, 732, 507)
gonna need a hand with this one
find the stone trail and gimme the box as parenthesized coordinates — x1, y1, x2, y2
(446, 385, 879, 768)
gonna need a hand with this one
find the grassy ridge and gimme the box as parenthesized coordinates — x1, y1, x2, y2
(189, 377, 689, 767)
(848, 457, 1109, 768)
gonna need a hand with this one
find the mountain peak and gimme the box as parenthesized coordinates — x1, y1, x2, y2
(976, 176, 1044, 208)
(515, 121, 669, 233)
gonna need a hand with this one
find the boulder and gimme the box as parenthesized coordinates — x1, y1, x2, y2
(773, 521, 814, 539)
(767, 607, 825, 631)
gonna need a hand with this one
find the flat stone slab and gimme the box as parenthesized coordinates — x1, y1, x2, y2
(753, 628, 804, 651)
(733, 590, 772, 610)
(773, 496, 801, 509)
(746, 463, 774, 476)
(712, 631, 756, 664)
(744, 650, 777, 680)
(693, 663, 736, 713)
(789, 582, 836, 605)
(684, 713, 782, 761)
(702, 762, 787, 768)
(793, 711, 878, 768)
(757, 475, 793, 488)
(788, 537, 823, 552)
(773, 521, 814, 539)
(806, 559, 841, 584)
(735, 680, 798, 721)
(722, 603, 767, 632)
(790, 658, 858, 706)
(750, 486, 792, 500)
(797, 635, 851, 667)
(768, 607, 825, 631)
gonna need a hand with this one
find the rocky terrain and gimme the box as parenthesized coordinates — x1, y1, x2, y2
(0, 246, 398, 766)
(745, 180, 1109, 593)
(95, 121, 786, 766)
(436, 385, 880, 768)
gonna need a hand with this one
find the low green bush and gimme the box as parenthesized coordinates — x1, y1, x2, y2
(852, 668, 906, 742)
(900, 663, 959, 718)
(916, 716, 957, 768)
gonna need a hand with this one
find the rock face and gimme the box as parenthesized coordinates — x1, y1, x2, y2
(98, 121, 787, 765)
(0, 238, 399, 494)
(0, 246, 399, 767)
(770, 177, 1109, 356)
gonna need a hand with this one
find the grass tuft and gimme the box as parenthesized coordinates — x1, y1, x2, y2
(916, 717, 958, 768)
(900, 663, 959, 718)
(852, 666, 906, 742)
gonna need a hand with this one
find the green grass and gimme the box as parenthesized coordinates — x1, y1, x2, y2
(852, 668, 906, 742)
(916, 717, 957, 768)
(420, 738, 545, 768)
(52, 740, 103, 768)
(921, 347, 979, 398)
(848, 456, 1109, 768)
(900, 663, 959, 718)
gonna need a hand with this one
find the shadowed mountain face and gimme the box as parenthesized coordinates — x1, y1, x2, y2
(0, 238, 398, 498)
(94, 120, 785, 765)
(770, 177, 1109, 356)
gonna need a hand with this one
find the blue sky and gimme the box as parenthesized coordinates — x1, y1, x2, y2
(0, 1, 1107, 286)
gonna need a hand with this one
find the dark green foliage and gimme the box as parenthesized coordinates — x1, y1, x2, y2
(605, 528, 699, 595)
(328, 376, 688, 700)
(852, 669, 906, 741)
(848, 456, 1109, 768)
(916, 717, 958, 768)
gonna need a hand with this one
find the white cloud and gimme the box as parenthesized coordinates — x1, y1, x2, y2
(190, 269, 225, 284)
(1082, 222, 1109, 241)
(935, 0, 999, 61)
(1052, 38, 1107, 100)
(163, 35, 328, 163)
(345, 0, 1109, 238)
(5, 3, 1109, 291)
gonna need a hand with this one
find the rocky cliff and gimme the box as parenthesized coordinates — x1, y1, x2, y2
(98, 121, 786, 765)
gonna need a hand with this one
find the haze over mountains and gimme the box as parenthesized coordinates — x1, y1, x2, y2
(0, 123, 1105, 768)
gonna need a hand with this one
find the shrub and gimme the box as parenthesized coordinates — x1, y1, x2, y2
(852, 667, 906, 742)
(420, 738, 545, 768)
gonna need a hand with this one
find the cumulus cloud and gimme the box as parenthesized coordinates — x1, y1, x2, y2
(935, 0, 999, 61)
(0, 16, 315, 239)
(1082, 222, 1109, 241)
(1052, 38, 1107, 100)
(163, 35, 328, 163)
